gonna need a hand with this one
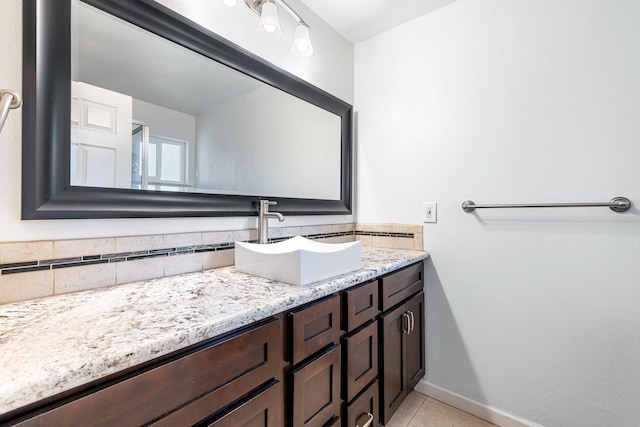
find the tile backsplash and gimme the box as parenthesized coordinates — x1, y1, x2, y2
(0, 223, 424, 305)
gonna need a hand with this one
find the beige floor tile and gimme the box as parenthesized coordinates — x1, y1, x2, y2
(389, 392, 498, 427)
(385, 391, 426, 427)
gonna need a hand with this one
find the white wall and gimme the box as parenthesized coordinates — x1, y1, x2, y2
(0, 0, 353, 242)
(355, 1, 640, 426)
(196, 86, 341, 199)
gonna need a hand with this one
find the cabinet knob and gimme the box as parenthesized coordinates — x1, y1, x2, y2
(356, 412, 374, 427)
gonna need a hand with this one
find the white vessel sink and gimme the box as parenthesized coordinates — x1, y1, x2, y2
(234, 236, 361, 285)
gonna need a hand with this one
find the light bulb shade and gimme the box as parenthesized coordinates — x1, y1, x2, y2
(256, 1, 282, 40)
(291, 24, 313, 57)
(215, 0, 245, 16)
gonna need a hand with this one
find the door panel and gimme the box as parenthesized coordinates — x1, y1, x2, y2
(405, 292, 425, 391)
(71, 81, 133, 188)
(380, 304, 406, 425)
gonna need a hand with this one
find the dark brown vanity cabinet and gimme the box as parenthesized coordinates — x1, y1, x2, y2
(8, 317, 285, 427)
(379, 262, 425, 425)
(4, 261, 425, 427)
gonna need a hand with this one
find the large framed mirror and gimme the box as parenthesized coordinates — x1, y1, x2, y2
(22, 0, 352, 219)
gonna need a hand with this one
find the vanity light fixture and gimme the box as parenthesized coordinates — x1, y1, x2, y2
(256, 0, 282, 39)
(290, 22, 313, 57)
(218, 0, 314, 57)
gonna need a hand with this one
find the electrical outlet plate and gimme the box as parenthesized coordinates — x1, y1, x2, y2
(423, 202, 437, 223)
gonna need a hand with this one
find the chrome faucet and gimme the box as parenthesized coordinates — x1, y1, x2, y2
(258, 200, 285, 244)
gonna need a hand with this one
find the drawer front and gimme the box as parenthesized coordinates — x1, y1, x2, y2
(343, 280, 379, 332)
(16, 318, 282, 427)
(343, 321, 378, 403)
(291, 344, 342, 427)
(379, 262, 423, 311)
(290, 294, 341, 365)
(204, 381, 284, 427)
(343, 380, 378, 427)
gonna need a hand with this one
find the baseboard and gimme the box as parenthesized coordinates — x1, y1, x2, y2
(415, 380, 545, 427)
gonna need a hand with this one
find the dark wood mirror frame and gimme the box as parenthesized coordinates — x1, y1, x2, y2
(22, 0, 352, 219)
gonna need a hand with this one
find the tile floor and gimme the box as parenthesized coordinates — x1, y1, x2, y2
(385, 391, 498, 427)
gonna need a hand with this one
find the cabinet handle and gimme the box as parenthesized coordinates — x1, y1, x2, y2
(408, 310, 415, 333)
(356, 412, 374, 427)
(402, 313, 410, 334)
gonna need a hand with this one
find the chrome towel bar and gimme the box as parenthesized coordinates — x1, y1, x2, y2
(462, 197, 631, 213)
(0, 89, 22, 134)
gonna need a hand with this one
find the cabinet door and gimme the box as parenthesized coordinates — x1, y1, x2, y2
(343, 321, 378, 402)
(203, 381, 283, 427)
(379, 304, 407, 425)
(291, 344, 342, 427)
(405, 292, 425, 391)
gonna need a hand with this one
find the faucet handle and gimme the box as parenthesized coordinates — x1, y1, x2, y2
(260, 199, 277, 208)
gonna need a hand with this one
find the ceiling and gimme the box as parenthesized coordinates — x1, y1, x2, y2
(297, 0, 458, 43)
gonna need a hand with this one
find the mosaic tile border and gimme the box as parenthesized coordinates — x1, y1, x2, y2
(0, 232, 353, 276)
(354, 231, 414, 238)
(0, 230, 416, 276)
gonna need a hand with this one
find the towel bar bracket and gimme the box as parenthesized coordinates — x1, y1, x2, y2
(0, 89, 22, 135)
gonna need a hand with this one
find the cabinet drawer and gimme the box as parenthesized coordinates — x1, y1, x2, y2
(343, 380, 378, 427)
(202, 381, 283, 427)
(291, 344, 342, 427)
(290, 294, 341, 365)
(343, 321, 378, 403)
(16, 318, 282, 427)
(343, 280, 378, 332)
(379, 262, 423, 311)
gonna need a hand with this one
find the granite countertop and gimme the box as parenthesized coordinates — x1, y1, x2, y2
(0, 247, 428, 416)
